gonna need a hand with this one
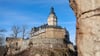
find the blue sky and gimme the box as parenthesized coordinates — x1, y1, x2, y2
(0, 0, 76, 44)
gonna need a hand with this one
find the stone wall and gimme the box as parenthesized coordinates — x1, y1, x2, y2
(70, 0, 100, 56)
(6, 38, 23, 48)
(6, 37, 75, 56)
(30, 38, 66, 48)
(6, 38, 29, 55)
(31, 27, 66, 39)
(6, 37, 67, 55)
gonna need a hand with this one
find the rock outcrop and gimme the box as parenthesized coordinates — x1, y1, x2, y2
(70, 0, 100, 56)
(6, 37, 76, 56)
(7, 47, 75, 56)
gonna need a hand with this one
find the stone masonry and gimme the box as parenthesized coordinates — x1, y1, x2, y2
(70, 0, 100, 56)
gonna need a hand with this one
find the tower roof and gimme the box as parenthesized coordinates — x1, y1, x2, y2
(48, 7, 58, 26)
(50, 7, 55, 14)
(49, 7, 57, 18)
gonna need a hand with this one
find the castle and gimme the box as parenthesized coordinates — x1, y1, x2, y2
(6, 7, 75, 56)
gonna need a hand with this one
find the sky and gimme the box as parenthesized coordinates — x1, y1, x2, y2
(0, 0, 76, 44)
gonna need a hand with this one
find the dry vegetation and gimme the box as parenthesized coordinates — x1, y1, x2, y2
(6, 47, 76, 56)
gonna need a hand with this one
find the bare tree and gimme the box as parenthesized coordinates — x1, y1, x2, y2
(0, 29, 6, 46)
(21, 25, 27, 39)
(11, 25, 21, 38)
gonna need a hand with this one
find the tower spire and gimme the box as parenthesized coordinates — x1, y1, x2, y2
(48, 7, 58, 26)
(50, 7, 55, 14)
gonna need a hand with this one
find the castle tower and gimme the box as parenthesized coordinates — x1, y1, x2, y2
(48, 7, 57, 26)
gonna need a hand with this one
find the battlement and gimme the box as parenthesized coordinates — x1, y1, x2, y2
(31, 24, 63, 33)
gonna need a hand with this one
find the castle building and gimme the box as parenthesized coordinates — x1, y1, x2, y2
(28, 7, 71, 50)
(6, 7, 75, 56)
(31, 7, 69, 39)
